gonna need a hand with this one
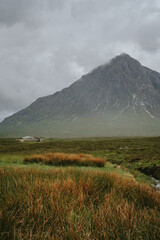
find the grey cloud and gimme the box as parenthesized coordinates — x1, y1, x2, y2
(0, 0, 66, 27)
(0, 0, 34, 26)
(0, 0, 160, 121)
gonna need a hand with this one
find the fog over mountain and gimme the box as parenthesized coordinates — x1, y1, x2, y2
(1, 54, 160, 137)
(0, 0, 160, 122)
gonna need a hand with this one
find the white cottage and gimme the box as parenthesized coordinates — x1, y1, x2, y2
(19, 136, 41, 142)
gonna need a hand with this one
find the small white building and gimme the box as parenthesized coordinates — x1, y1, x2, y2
(19, 136, 41, 142)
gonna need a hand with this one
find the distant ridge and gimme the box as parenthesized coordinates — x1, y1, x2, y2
(1, 53, 160, 137)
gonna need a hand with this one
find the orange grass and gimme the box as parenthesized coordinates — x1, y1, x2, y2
(0, 167, 160, 239)
(24, 152, 105, 167)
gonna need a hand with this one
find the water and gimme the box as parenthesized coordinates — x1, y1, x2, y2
(151, 177, 160, 189)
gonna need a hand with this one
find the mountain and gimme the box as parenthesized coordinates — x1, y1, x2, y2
(1, 53, 160, 137)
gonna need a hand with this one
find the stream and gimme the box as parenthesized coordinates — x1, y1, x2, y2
(151, 177, 160, 189)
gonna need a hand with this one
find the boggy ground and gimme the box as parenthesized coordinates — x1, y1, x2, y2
(0, 137, 160, 239)
(0, 137, 160, 181)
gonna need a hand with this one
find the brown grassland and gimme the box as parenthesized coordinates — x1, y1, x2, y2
(0, 137, 160, 239)
(0, 167, 160, 240)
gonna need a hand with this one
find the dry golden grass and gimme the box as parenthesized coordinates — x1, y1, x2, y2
(0, 167, 160, 239)
(24, 152, 105, 167)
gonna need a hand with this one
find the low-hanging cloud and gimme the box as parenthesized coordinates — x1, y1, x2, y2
(0, 0, 160, 122)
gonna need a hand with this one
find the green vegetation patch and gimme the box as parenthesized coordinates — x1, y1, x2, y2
(0, 137, 160, 183)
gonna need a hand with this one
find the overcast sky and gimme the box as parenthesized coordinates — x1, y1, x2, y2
(0, 0, 160, 122)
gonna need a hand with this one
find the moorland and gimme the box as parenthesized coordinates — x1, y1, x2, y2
(0, 137, 160, 239)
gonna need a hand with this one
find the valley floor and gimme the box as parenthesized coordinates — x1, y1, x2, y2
(0, 137, 160, 239)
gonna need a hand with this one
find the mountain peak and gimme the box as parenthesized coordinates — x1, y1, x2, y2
(111, 53, 139, 63)
(87, 53, 141, 76)
(1, 53, 160, 137)
(118, 53, 131, 57)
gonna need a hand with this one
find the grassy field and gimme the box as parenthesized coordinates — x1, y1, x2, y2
(1, 167, 160, 240)
(0, 137, 160, 239)
(0, 137, 160, 181)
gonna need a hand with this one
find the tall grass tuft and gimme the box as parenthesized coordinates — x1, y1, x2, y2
(0, 167, 160, 239)
(24, 152, 105, 167)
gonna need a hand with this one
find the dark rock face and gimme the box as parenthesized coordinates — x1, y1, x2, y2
(1, 53, 160, 137)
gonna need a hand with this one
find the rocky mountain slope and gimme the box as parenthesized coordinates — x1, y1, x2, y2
(1, 53, 160, 137)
